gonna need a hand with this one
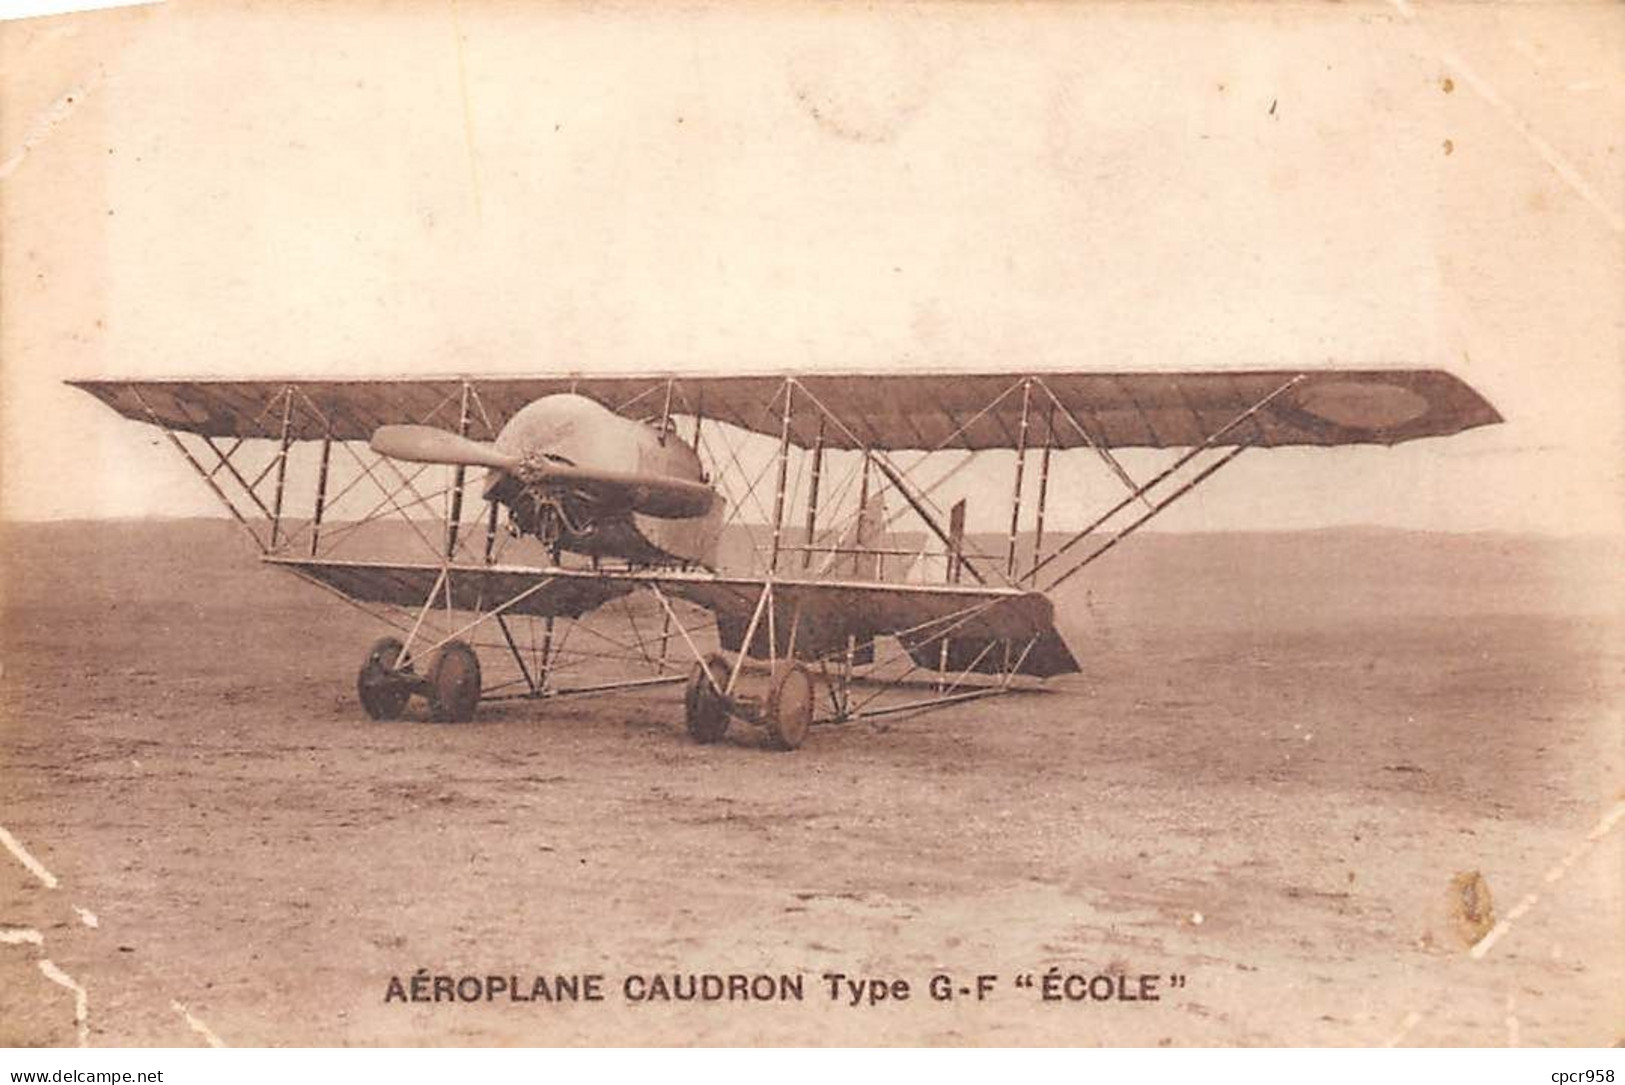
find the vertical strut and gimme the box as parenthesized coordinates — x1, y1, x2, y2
(483, 500, 500, 564)
(309, 436, 333, 557)
(269, 387, 295, 550)
(539, 616, 556, 693)
(941, 495, 967, 690)
(841, 454, 871, 686)
(658, 379, 674, 443)
(690, 408, 707, 483)
(945, 499, 968, 587)
(1031, 398, 1056, 578)
(1005, 379, 1032, 577)
(839, 636, 855, 718)
(769, 380, 794, 572)
(445, 384, 472, 559)
(801, 421, 825, 570)
(853, 452, 872, 579)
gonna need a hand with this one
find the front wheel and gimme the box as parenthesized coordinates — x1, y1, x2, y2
(765, 664, 814, 751)
(685, 654, 732, 744)
(357, 637, 411, 721)
(427, 640, 481, 723)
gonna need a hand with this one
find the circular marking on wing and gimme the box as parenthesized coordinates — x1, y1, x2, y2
(1294, 381, 1430, 431)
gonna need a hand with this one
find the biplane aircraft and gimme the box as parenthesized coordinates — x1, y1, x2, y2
(70, 370, 1501, 750)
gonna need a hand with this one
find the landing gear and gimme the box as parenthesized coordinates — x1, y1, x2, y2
(684, 654, 732, 744)
(680, 654, 815, 751)
(765, 664, 813, 751)
(355, 637, 481, 722)
(357, 637, 411, 720)
(428, 640, 482, 723)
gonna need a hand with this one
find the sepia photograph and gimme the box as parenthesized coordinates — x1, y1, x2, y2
(1, 0, 1621, 1055)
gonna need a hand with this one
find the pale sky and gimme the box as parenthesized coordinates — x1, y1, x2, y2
(2, 1, 1621, 534)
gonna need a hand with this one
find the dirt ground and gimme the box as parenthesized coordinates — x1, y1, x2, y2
(1, 520, 1620, 1046)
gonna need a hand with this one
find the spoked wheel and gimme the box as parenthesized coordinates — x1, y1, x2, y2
(765, 663, 814, 752)
(427, 640, 482, 723)
(685, 653, 732, 744)
(357, 637, 411, 721)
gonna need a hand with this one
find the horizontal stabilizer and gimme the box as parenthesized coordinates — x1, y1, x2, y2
(659, 574, 1079, 678)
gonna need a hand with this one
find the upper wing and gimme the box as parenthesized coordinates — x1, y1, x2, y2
(69, 368, 1500, 451)
(808, 369, 1502, 451)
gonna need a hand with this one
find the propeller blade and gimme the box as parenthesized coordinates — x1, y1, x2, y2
(369, 425, 520, 470)
(538, 463, 716, 519)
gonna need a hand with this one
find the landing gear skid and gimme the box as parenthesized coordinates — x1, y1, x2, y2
(682, 656, 815, 752)
(356, 637, 482, 723)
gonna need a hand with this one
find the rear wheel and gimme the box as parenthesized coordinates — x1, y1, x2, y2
(685, 654, 732, 744)
(427, 640, 481, 723)
(357, 637, 410, 721)
(765, 664, 814, 751)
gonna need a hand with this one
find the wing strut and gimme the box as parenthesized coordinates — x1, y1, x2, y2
(866, 452, 990, 586)
(129, 387, 268, 551)
(1032, 378, 1153, 511)
(1047, 442, 1252, 593)
(1025, 374, 1305, 588)
(793, 377, 1007, 586)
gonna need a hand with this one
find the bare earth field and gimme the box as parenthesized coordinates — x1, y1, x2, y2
(2, 520, 1620, 1046)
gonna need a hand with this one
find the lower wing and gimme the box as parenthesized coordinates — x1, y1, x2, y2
(265, 558, 1079, 679)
